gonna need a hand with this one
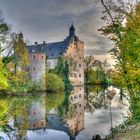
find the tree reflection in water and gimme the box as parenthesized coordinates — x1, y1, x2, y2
(85, 85, 117, 114)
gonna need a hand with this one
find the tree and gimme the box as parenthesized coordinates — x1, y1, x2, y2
(55, 56, 72, 91)
(10, 32, 29, 74)
(99, 0, 140, 121)
(0, 62, 9, 90)
(0, 11, 9, 45)
(0, 11, 9, 91)
(84, 55, 95, 84)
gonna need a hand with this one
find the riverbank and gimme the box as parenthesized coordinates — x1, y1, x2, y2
(105, 123, 140, 140)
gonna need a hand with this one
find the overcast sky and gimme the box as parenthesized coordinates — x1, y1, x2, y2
(0, 0, 114, 62)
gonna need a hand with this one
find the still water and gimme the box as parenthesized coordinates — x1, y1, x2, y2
(0, 86, 129, 140)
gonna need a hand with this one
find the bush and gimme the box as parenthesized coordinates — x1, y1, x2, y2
(26, 81, 41, 93)
(46, 73, 64, 92)
(0, 62, 9, 90)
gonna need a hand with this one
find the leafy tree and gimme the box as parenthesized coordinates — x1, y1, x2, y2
(0, 11, 9, 45)
(0, 12, 9, 91)
(0, 61, 9, 90)
(55, 56, 72, 91)
(10, 32, 29, 74)
(84, 55, 95, 84)
(99, 0, 140, 121)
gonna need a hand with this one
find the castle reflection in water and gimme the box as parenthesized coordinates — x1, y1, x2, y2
(13, 86, 85, 140)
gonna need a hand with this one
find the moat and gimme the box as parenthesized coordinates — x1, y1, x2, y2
(0, 85, 128, 140)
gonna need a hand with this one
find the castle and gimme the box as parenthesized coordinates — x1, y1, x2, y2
(26, 24, 84, 86)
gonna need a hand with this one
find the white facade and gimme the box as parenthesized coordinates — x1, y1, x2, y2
(47, 59, 58, 69)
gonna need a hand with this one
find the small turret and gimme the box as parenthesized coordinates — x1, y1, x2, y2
(19, 31, 23, 39)
(69, 22, 75, 36)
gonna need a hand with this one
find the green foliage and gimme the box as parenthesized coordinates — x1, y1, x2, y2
(100, 0, 140, 121)
(11, 32, 29, 68)
(0, 98, 9, 126)
(26, 81, 42, 93)
(55, 56, 72, 91)
(46, 72, 64, 92)
(58, 92, 70, 116)
(84, 56, 111, 85)
(0, 12, 9, 91)
(0, 62, 9, 90)
(46, 92, 64, 111)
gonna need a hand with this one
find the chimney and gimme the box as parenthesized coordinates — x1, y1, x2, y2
(34, 42, 38, 45)
(43, 41, 46, 45)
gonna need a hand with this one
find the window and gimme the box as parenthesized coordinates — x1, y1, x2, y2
(79, 104, 81, 108)
(74, 73, 77, 77)
(33, 123, 36, 128)
(33, 55, 35, 60)
(74, 95, 77, 99)
(41, 121, 44, 126)
(79, 73, 81, 77)
(79, 94, 81, 98)
(32, 111, 36, 115)
(47, 62, 50, 66)
(33, 67, 35, 72)
(79, 57, 81, 59)
(79, 64, 81, 68)
(42, 55, 44, 60)
(70, 73, 73, 77)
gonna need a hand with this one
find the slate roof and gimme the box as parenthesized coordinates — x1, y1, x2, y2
(26, 34, 79, 59)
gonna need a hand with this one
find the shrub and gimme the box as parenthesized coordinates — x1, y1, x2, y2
(46, 73, 64, 92)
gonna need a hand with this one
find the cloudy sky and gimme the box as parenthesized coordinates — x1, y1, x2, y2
(0, 0, 114, 62)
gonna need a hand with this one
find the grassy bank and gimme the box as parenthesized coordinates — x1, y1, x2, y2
(105, 121, 140, 140)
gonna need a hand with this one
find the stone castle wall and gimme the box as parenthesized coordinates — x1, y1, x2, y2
(29, 52, 46, 89)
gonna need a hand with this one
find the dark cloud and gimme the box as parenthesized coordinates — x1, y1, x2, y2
(0, 0, 113, 59)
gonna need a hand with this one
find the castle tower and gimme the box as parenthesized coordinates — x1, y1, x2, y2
(29, 43, 46, 90)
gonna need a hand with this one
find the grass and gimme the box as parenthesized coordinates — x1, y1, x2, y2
(105, 122, 140, 140)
